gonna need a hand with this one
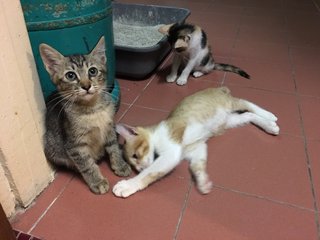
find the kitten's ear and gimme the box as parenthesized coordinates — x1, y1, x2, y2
(90, 36, 106, 64)
(39, 43, 64, 76)
(116, 124, 138, 140)
(158, 23, 174, 35)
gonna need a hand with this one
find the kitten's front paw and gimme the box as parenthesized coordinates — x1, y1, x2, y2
(113, 179, 140, 198)
(176, 77, 188, 86)
(166, 74, 177, 83)
(112, 159, 132, 177)
(89, 178, 109, 194)
(192, 71, 204, 78)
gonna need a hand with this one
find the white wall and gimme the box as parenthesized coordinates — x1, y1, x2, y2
(0, 0, 54, 217)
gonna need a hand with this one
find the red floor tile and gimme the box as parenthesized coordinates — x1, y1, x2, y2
(237, 26, 288, 45)
(306, 140, 320, 208)
(134, 77, 221, 111)
(117, 78, 152, 105)
(177, 188, 319, 240)
(299, 96, 320, 141)
(294, 66, 320, 97)
(213, 0, 248, 7)
(239, 15, 286, 31)
(189, 12, 243, 26)
(197, 23, 239, 40)
(12, 172, 73, 233)
(290, 46, 320, 69)
(206, 128, 314, 209)
(242, 7, 284, 17)
(224, 58, 295, 93)
(29, 163, 191, 240)
(114, 103, 130, 122)
(286, 12, 320, 32)
(245, 0, 284, 9)
(119, 105, 169, 126)
(288, 28, 320, 47)
(231, 41, 290, 64)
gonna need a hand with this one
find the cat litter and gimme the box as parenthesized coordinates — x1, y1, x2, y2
(113, 22, 164, 48)
(112, 2, 190, 79)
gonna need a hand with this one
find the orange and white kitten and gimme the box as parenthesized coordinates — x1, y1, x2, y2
(114, 87, 279, 198)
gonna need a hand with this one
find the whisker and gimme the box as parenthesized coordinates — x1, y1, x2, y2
(46, 92, 74, 113)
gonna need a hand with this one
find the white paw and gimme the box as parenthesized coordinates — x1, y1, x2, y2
(166, 74, 177, 83)
(198, 179, 213, 194)
(259, 110, 278, 122)
(176, 77, 188, 85)
(265, 121, 280, 135)
(192, 71, 204, 78)
(112, 179, 140, 198)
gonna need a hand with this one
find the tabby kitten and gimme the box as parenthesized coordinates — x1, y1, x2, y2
(159, 23, 250, 85)
(40, 37, 131, 194)
(113, 87, 279, 198)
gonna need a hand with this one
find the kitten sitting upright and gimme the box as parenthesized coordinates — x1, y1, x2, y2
(40, 37, 131, 194)
(113, 87, 279, 198)
(159, 23, 250, 85)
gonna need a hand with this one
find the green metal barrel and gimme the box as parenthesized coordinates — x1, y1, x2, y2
(20, 0, 119, 104)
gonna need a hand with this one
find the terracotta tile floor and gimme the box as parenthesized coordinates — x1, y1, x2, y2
(11, 0, 320, 239)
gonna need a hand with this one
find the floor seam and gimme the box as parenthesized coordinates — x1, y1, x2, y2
(285, 14, 320, 238)
(27, 175, 74, 234)
(214, 184, 318, 213)
(173, 180, 192, 240)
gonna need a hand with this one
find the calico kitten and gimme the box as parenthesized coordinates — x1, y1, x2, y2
(159, 23, 250, 85)
(113, 87, 279, 198)
(40, 37, 131, 194)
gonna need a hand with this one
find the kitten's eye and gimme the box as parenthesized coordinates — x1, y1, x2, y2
(132, 154, 138, 159)
(65, 71, 77, 81)
(88, 67, 98, 77)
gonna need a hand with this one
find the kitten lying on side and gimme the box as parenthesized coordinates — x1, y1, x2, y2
(40, 37, 131, 194)
(113, 87, 279, 198)
(159, 23, 250, 85)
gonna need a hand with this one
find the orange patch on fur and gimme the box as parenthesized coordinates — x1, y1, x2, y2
(141, 172, 165, 188)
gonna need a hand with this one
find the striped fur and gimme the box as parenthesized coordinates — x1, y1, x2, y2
(40, 37, 131, 194)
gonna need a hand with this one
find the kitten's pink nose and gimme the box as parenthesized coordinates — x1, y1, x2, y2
(80, 81, 91, 92)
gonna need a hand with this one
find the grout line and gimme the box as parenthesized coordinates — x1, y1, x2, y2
(285, 14, 320, 238)
(173, 180, 192, 240)
(295, 101, 320, 238)
(118, 52, 173, 122)
(117, 78, 153, 122)
(27, 175, 74, 234)
(214, 184, 318, 213)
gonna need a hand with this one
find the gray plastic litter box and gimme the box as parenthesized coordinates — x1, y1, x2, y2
(112, 2, 190, 79)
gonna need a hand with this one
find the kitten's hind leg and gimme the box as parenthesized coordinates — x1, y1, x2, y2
(226, 112, 280, 135)
(185, 142, 213, 194)
(235, 99, 278, 122)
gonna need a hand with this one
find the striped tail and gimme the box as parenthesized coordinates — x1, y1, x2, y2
(213, 63, 250, 79)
